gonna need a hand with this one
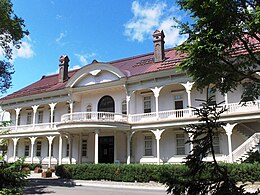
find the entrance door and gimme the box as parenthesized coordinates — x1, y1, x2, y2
(98, 136, 114, 163)
(174, 95, 184, 118)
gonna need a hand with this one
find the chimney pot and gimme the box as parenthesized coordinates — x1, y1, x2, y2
(153, 30, 165, 62)
(58, 55, 70, 82)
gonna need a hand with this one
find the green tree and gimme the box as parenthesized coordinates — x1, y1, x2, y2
(175, 0, 260, 100)
(164, 98, 259, 194)
(0, 0, 29, 93)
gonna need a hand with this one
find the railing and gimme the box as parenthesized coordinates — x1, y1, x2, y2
(2, 100, 260, 133)
(232, 133, 260, 162)
(61, 112, 128, 123)
(1, 122, 55, 133)
(226, 100, 260, 114)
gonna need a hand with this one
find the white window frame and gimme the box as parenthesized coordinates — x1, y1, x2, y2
(26, 112, 32, 125)
(82, 139, 88, 157)
(24, 140, 30, 157)
(36, 141, 41, 157)
(122, 100, 127, 115)
(144, 135, 153, 156)
(176, 133, 185, 155)
(213, 133, 220, 154)
(86, 104, 92, 119)
(143, 96, 152, 113)
(38, 111, 43, 123)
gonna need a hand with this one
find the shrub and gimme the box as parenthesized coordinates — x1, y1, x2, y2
(55, 163, 260, 183)
(0, 158, 29, 194)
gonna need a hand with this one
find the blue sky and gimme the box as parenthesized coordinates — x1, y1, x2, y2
(3, 0, 188, 95)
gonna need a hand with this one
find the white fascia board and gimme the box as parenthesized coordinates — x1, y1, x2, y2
(1, 89, 69, 110)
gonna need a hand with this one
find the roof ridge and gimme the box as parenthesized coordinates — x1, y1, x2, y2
(108, 47, 175, 64)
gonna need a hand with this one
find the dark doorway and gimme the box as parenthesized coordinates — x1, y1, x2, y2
(98, 136, 114, 163)
(175, 100, 184, 118)
(98, 96, 115, 112)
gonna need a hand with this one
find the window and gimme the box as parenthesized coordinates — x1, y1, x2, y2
(176, 134, 185, 155)
(38, 111, 43, 123)
(174, 95, 184, 117)
(17, 114, 21, 125)
(36, 141, 41, 157)
(143, 96, 151, 113)
(86, 104, 92, 119)
(213, 134, 220, 154)
(82, 139, 87, 157)
(27, 112, 32, 124)
(24, 141, 30, 156)
(122, 100, 127, 115)
(144, 135, 153, 156)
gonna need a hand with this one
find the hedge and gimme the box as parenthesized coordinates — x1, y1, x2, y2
(55, 163, 260, 183)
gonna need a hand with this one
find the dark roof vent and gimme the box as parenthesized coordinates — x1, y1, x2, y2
(153, 30, 165, 62)
(91, 59, 98, 64)
(58, 55, 70, 83)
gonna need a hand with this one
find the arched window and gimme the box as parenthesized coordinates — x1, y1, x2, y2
(98, 96, 115, 113)
(122, 100, 127, 115)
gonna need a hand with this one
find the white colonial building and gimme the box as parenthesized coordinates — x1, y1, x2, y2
(0, 30, 259, 167)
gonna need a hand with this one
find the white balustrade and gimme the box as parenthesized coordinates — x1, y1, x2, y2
(232, 133, 260, 162)
(2, 100, 260, 132)
(61, 112, 128, 123)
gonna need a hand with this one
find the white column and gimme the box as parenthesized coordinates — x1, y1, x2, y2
(94, 130, 99, 164)
(47, 136, 55, 168)
(181, 81, 194, 116)
(49, 103, 57, 128)
(151, 87, 163, 119)
(15, 108, 21, 130)
(59, 134, 63, 165)
(68, 135, 73, 164)
(114, 131, 117, 163)
(223, 123, 237, 163)
(29, 137, 37, 164)
(78, 133, 82, 164)
(68, 100, 74, 120)
(188, 133, 194, 154)
(32, 105, 39, 129)
(12, 138, 19, 161)
(225, 93, 228, 106)
(127, 131, 134, 164)
(151, 129, 165, 165)
(126, 95, 131, 115)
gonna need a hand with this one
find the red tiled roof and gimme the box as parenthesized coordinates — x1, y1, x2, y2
(1, 48, 184, 101)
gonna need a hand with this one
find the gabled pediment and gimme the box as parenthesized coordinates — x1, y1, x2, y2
(66, 62, 126, 88)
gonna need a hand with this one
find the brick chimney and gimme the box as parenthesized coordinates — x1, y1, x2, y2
(58, 55, 70, 82)
(153, 30, 165, 62)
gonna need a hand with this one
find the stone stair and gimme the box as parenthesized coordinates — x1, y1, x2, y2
(232, 133, 260, 162)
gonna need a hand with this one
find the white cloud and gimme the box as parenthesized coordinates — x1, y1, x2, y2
(159, 18, 188, 47)
(75, 53, 96, 65)
(56, 14, 62, 20)
(13, 40, 34, 59)
(0, 36, 34, 61)
(124, 1, 187, 47)
(69, 65, 81, 71)
(55, 32, 67, 46)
